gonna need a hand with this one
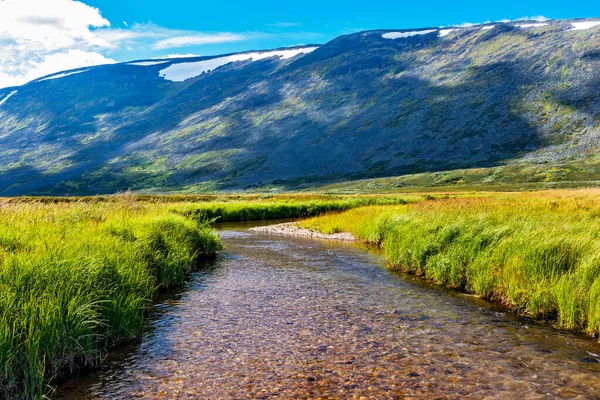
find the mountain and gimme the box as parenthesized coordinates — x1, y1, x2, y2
(0, 19, 599, 195)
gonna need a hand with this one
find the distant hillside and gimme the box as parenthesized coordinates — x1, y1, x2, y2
(0, 19, 599, 195)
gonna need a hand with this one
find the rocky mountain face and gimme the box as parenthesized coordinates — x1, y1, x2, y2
(0, 19, 599, 195)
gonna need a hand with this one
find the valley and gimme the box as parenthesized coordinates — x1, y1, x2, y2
(1, 19, 599, 195)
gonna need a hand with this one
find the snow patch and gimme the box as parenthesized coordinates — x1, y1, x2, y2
(516, 23, 549, 28)
(39, 70, 88, 82)
(128, 61, 169, 66)
(0, 90, 17, 106)
(382, 30, 436, 39)
(481, 25, 495, 31)
(570, 21, 600, 31)
(159, 47, 318, 82)
(439, 29, 458, 37)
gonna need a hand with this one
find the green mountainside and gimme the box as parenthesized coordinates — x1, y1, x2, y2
(0, 19, 599, 195)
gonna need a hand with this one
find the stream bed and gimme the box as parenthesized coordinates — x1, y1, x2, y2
(57, 222, 600, 399)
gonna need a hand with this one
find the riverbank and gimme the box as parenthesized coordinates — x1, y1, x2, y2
(298, 189, 600, 339)
(0, 200, 222, 399)
(55, 226, 600, 399)
(1, 194, 406, 399)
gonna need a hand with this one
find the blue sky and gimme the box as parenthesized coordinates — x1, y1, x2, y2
(86, 0, 600, 59)
(0, 0, 599, 88)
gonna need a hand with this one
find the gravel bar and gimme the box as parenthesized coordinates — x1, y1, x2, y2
(249, 222, 357, 241)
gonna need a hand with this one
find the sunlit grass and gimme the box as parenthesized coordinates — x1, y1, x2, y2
(173, 194, 411, 222)
(0, 198, 223, 398)
(0, 193, 408, 398)
(0, 200, 221, 398)
(301, 189, 600, 338)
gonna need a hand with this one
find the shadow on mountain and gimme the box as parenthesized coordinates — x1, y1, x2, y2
(1, 24, 598, 195)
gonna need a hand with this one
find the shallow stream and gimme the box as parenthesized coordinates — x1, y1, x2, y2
(57, 222, 600, 399)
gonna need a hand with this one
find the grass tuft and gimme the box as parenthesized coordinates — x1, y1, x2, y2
(300, 189, 600, 338)
(0, 200, 222, 398)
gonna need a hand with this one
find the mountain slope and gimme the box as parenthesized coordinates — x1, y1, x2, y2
(0, 19, 599, 195)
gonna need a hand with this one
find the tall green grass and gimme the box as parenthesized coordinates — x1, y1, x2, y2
(0, 194, 401, 398)
(0, 199, 222, 398)
(175, 195, 409, 222)
(300, 190, 600, 338)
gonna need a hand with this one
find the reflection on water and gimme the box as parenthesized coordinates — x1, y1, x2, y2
(56, 225, 600, 399)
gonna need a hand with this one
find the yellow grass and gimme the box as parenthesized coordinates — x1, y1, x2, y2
(301, 189, 600, 338)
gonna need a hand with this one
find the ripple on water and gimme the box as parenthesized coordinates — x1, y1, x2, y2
(56, 229, 600, 399)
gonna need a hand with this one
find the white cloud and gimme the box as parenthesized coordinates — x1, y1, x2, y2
(29, 50, 115, 80)
(0, 0, 110, 48)
(0, 0, 250, 88)
(153, 33, 246, 50)
(0, 50, 115, 88)
(0, 0, 113, 87)
(515, 16, 551, 22)
(95, 23, 248, 51)
(455, 22, 487, 28)
(269, 22, 301, 28)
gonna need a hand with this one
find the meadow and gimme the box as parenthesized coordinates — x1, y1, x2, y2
(0, 198, 222, 398)
(0, 193, 408, 398)
(4, 190, 597, 397)
(300, 189, 600, 339)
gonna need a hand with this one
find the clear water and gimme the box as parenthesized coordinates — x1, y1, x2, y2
(56, 223, 600, 399)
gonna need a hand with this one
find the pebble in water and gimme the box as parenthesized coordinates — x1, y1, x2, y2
(56, 228, 600, 399)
